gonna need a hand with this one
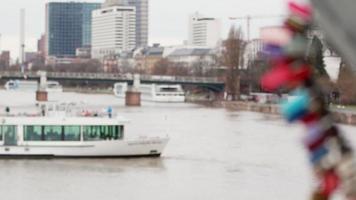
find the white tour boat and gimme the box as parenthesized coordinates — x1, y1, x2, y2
(113, 83, 185, 103)
(0, 103, 169, 158)
(44, 81, 63, 92)
(4, 80, 63, 92)
(5, 80, 38, 91)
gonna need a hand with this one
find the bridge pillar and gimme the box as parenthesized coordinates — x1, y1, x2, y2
(125, 74, 141, 106)
(125, 90, 141, 106)
(36, 71, 48, 102)
(36, 91, 48, 102)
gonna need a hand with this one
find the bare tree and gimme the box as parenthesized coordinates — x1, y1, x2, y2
(246, 58, 269, 93)
(152, 58, 170, 75)
(223, 26, 246, 100)
(168, 63, 189, 76)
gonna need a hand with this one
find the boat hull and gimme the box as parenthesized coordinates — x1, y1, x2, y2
(0, 137, 169, 158)
(142, 95, 185, 103)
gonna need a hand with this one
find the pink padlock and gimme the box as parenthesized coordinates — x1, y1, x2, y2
(288, 1, 313, 21)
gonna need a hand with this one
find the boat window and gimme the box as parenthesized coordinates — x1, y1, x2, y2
(83, 126, 124, 141)
(0, 126, 15, 141)
(114, 126, 124, 140)
(43, 126, 62, 141)
(3, 126, 17, 146)
(83, 126, 101, 141)
(24, 126, 42, 141)
(64, 126, 81, 141)
(160, 88, 178, 92)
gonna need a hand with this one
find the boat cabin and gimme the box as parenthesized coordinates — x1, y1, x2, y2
(0, 117, 125, 146)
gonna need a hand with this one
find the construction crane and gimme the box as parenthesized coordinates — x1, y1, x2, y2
(229, 15, 286, 41)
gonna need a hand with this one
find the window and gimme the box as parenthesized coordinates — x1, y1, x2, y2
(83, 126, 123, 141)
(24, 126, 42, 141)
(24, 126, 82, 142)
(44, 126, 62, 141)
(114, 126, 124, 140)
(3, 126, 17, 145)
(83, 126, 101, 141)
(64, 126, 81, 141)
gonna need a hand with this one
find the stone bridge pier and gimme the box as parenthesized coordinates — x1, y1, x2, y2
(125, 74, 141, 107)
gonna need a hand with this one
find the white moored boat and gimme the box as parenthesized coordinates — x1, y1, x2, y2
(114, 83, 185, 103)
(0, 104, 169, 158)
(4, 80, 38, 91)
(45, 81, 63, 92)
(4, 80, 63, 93)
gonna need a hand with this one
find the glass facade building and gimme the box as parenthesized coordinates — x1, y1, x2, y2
(128, 0, 148, 48)
(46, 2, 101, 57)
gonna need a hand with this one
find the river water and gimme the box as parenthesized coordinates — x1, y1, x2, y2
(0, 91, 355, 200)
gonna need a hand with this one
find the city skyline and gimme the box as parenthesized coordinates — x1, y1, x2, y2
(0, 0, 286, 60)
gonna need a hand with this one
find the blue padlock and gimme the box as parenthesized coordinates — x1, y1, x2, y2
(281, 89, 311, 122)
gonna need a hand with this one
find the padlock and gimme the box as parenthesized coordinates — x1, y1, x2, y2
(281, 88, 310, 122)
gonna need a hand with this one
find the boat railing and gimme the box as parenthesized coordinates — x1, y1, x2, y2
(37, 101, 115, 118)
(0, 109, 115, 118)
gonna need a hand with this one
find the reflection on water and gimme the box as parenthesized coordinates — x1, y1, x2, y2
(0, 158, 165, 174)
(0, 91, 353, 200)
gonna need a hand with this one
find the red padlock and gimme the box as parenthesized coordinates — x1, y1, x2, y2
(321, 170, 340, 197)
(301, 112, 320, 125)
(261, 60, 311, 92)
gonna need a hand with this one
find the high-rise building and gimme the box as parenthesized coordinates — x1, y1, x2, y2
(103, 0, 148, 48)
(45, 2, 101, 58)
(37, 34, 46, 58)
(188, 13, 222, 47)
(0, 51, 10, 68)
(91, 6, 136, 59)
(25, 52, 38, 63)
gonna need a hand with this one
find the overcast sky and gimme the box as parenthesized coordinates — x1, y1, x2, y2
(0, 0, 287, 59)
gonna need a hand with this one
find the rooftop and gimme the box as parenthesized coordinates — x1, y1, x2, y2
(168, 48, 213, 57)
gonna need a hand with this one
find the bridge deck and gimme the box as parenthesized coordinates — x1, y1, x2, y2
(0, 72, 225, 91)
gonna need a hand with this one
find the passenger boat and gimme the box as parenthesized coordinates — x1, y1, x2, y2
(4, 80, 63, 92)
(0, 103, 169, 158)
(43, 81, 63, 92)
(4, 80, 38, 91)
(113, 83, 185, 103)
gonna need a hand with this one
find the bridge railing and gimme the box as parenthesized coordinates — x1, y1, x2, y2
(140, 74, 223, 84)
(0, 71, 224, 84)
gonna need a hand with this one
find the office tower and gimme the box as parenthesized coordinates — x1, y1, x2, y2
(103, 0, 148, 48)
(188, 13, 222, 47)
(37, 34, 46, 58)
(91, 6, 136, 59)
(45, 2, 101, 58)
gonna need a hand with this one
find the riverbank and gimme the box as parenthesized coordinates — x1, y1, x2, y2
(212, 101, 356, 126)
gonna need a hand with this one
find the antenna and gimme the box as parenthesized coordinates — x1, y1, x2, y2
(20, 8, 25, 72)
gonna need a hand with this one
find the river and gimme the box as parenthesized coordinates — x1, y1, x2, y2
(0, 91, 354, 200)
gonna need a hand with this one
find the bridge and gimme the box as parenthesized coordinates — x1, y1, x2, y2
(0, 71, 225, 92)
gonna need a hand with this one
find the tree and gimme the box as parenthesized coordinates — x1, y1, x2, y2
(191, 55, 207, 77)
(168, 63, 189, 76)
(307, 36, 328, 77)
(246, 58, 269, 93)
(222, 26, 246, 100)
(152, 58, 171, 75)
